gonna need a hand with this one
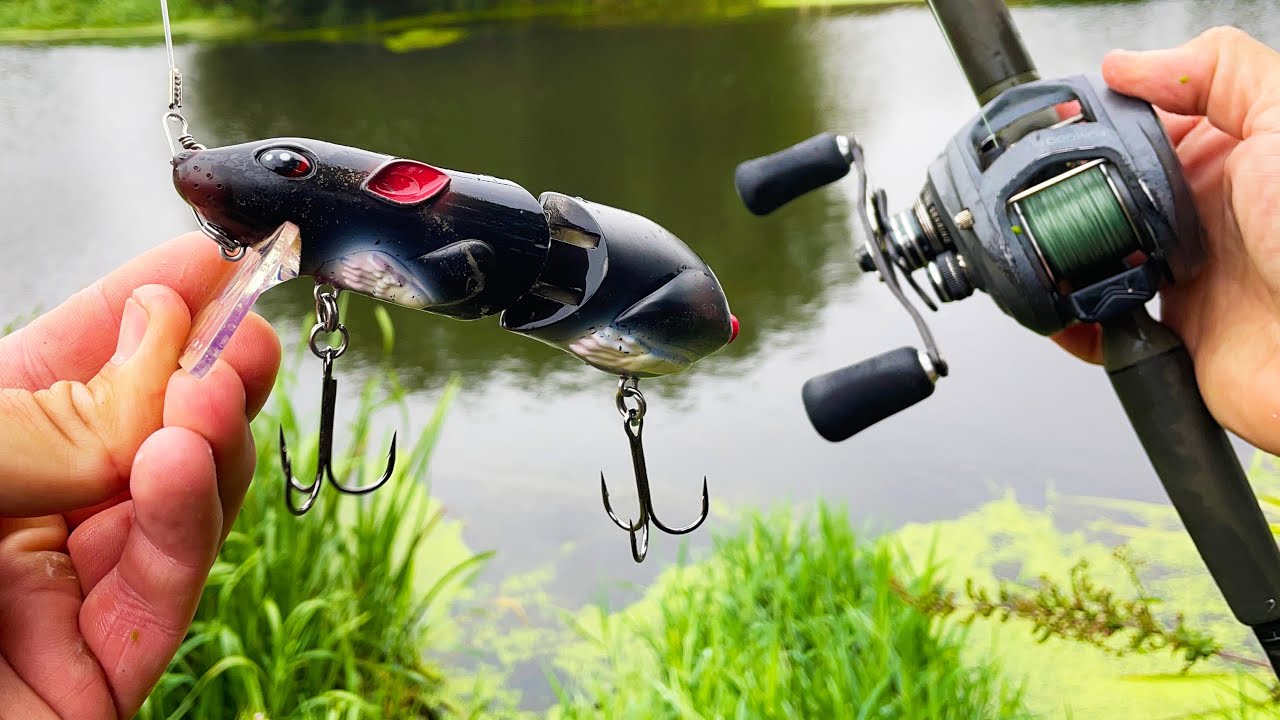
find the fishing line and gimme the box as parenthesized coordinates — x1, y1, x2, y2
(160, 0, 175, 71)
(159, 0, 184, 117)
(157, 0, 241, 256)
(926, 5, 1000, 149)
(1014, 162, 1139, 283)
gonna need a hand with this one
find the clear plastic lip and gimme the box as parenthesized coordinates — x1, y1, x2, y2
(180, 222, 302, 378)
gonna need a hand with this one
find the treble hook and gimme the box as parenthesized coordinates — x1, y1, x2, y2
(600, 377, 710, 563)
(280, 286, 397, 515)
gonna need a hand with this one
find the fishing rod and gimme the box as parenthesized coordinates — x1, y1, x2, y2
(734, 0, 1280, 676)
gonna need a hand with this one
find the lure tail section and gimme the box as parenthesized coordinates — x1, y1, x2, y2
(503, 193, 736, 378)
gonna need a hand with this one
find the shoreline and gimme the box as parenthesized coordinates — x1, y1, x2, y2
(0, 0, 919, 46)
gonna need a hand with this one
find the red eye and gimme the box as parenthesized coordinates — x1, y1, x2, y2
(364, 160, 450, 205)
(729, 313, 740, 343)
(257, 148, 312, 178)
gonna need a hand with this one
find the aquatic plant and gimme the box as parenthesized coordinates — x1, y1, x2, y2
(550, 503, 1030, 719)
(890, 456, 1280, 719)
(897, 550, 1232, 669)
(900, 532, 1280, 718)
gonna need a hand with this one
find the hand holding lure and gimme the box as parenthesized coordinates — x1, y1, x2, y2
(159, 3, 736, 561)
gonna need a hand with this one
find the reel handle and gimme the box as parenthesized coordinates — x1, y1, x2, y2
(1103, 308, 1280, 667)
(734, 132, 853, 216)
(802, 347, 937, 442)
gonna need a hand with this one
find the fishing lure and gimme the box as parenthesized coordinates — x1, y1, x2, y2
(159, 7, 736, 562)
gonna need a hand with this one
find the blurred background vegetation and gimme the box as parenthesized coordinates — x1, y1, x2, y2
(0, 0, 885, 36)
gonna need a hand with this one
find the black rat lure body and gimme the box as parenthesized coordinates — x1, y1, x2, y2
(173, 136, 734, 559)
(155, 0, 723, 557)
(172, 138, 738, 379)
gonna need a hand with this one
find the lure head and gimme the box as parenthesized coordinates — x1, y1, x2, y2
(172, 138, 550, 319)
(501, 193, 738, 378)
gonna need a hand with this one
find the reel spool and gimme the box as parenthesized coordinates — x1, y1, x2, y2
(1011, 159, 1142, 288)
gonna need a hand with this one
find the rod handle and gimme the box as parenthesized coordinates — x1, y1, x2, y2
(735, 132, 852, 216)
(1104, 311, 1280, 627)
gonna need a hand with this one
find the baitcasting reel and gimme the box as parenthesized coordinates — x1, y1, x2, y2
(736, 0, 1280, 677)
(736, 74, 1197, 441)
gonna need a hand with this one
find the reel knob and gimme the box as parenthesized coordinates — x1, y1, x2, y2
(802, 347, 939, 442)
(928, 250, 974, 302)
(855, 246, 877, 273)
(734, 132, 854, 216)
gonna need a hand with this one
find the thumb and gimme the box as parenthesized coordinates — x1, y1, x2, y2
(0, 285, 191, 516)
(1102, 26, 1280, 140)
(91, 284, 193, 417)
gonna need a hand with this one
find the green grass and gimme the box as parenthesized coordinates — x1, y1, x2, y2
(137, 350, 490, 719)
(1, 307, 42, 337)
(0, 17, 255, 44)
(0, 0, 203, 30)
(0, 0, 911, 44)
(549, 504, 1031, 719)
(9, 0, 1136, 45)
(760, 0, 916, 6)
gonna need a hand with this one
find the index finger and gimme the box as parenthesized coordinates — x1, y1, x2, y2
(0, 232, 234, 391)
(1102, 26, 1280, 140)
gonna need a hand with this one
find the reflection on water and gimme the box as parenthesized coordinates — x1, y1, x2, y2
(1, 2, 1278, 701)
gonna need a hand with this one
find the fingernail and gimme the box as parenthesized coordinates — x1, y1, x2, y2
(112, 297, 149, 365)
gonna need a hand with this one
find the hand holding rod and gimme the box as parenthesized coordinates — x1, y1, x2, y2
(926, 0, 1280, 675)
(736, 2, 1280, 673)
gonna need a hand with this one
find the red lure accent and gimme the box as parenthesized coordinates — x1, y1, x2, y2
(285, 155, 311, 177)
(365, 160, 451, 205)
(729, 313, 740, 343)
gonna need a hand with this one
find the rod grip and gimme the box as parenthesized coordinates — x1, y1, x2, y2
(802, 347, 936, 443)
(1105, 317, 1280, 627)
(735, 132, 852, 216)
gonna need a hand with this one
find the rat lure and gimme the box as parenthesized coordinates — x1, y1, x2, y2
(159, 9, 736, 563)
